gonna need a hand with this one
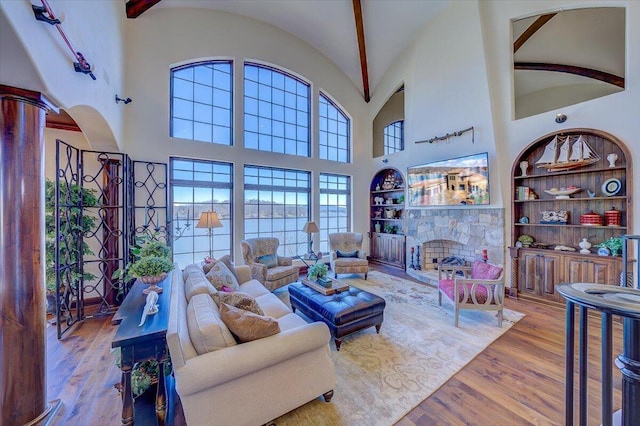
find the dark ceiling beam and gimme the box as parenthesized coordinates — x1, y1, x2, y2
(514, 62, 625, 88)
(352, 0, 370, 103)
(513, 13, 556, 53)
(126, 0, 162, 19)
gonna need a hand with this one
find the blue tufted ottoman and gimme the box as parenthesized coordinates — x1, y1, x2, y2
(288, 281, 386, 350)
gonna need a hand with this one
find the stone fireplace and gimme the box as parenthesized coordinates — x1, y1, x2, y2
(405, 208, 504, 285)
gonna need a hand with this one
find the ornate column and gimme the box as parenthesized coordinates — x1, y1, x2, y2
(0, 85, 59, 425)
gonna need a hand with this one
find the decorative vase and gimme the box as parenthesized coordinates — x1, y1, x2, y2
(519, 161, 529, 177)
(140, 272, 167, 294)
(374, 222, 381, 233)
(606, 153, 618, 168)
(579, 238, 592, 254)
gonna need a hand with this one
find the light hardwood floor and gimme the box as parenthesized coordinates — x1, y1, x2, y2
(46, 265, 623, 425)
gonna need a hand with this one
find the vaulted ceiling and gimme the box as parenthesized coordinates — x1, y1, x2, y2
(128, 0, 450, 102)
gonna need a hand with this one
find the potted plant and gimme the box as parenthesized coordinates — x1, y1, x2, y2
(127, 256, 174, 294)
(308, 263, 330, 286)
(596, 237, 623, 256)
(45, 180, 98, 314)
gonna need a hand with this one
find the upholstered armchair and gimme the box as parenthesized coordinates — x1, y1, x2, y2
(240, 237, 300, 291)
(328, 232, 368, 280)
(437, 260, 505, 327)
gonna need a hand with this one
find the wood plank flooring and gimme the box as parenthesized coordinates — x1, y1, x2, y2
(45, 265, 623, 425)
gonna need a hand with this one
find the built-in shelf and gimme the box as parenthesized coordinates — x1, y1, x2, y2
(515, 196, 626, 203)
(514, 166, 626, 180)
(515, 223, 626, 230)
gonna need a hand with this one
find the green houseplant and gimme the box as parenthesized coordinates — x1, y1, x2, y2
(596, 237, 623, 256)
(307, 263, 328, 281)
(45, 179, 98, 313)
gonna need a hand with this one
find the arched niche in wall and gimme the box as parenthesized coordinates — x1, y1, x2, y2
(373, 85, 404, 158)
(512, 7, 625, 120)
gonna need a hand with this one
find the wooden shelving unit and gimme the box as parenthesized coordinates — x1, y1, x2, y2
(510, 128, 633, 304)
(369, 168, 406, 269)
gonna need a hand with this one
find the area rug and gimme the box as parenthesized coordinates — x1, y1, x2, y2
(272, 270, 524, 426)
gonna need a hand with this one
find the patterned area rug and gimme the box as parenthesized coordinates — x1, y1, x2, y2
(272, 270, 524, 426)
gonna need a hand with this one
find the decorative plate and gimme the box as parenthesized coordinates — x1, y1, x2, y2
(601, 178, 621, 196)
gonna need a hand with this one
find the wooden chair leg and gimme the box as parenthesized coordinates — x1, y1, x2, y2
(497, 309, 503, 327)
(454, 304, 459, 327)
(438, 291, 442, 306)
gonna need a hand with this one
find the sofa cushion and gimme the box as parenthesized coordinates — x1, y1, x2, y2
(212, 291, 264, 315)
(219, 303, 281, 343)
(333, 258, 368, 267)
(187, 294, 237, 354)
(238, 279, 271, 298)
(255, 293, 292, 319)
(206, 260, 240, 291)
(472, 261, 502, 280)
(257, 253, 278, 268)
(265, 265, 298, 281)
(337, 249, 358, 258)
(184, 263, 217, 302)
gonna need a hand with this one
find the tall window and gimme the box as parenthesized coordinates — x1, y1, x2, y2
(383, 120, 404, 155)
(319, 173, 351, 253)
(170, 158, 233, 266)
(244, 165, 310, 256)
(171, 61, 233, 145)
(244, 63, 310, 156)
(319, 93, 350, 162)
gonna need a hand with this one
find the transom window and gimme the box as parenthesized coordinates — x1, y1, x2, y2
(244, 63, 310, 156)
(384, 120, 404, 155)
(319, 173, 351, 253)
(319, 93, 350, 162)
(171, 61, 233, 145)
(170, 158, 233, 265)
(244, 165, 310, 256)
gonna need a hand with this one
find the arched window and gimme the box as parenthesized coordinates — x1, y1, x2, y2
(244, 63, 310, 156)
(319, 93, 350, 162)
(384, 120, 404, 154)
(170, 61, 233, 145)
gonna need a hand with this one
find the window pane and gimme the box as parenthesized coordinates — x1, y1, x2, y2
(244, 63, 309, 156)
(170, 158, 233, 264)
(171, 61, 233, 146)
(384, 120, 404, 154)
(244, 165, 310, 256)
(318, 93, 350, 163)
(319, 173, 351, 253)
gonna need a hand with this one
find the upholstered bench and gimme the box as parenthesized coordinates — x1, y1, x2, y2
(288, 282, 386, 350)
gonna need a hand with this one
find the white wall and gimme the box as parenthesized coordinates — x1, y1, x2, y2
(123, 8, 368, 262)
(369, 1, 501, 208)
(0, 0, 126, 150)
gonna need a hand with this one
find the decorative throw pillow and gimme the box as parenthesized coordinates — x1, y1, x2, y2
(202, 258, 216, 274)
(220, 285, 234, 293)
(471, 260, 503, 280)
(186, 294, 237, 354)
(217, 254, 240, 282)
(219, 303, 280, 343)
(205, 260, 240, 291)
(212, 291, 264, 316)
(337, 249, 359, 258)
(256, 253, 278, 268)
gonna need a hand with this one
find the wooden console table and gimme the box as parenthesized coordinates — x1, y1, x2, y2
(112, 276, 173, 426)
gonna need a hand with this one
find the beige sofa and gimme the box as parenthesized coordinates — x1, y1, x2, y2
(167, 263, 335, 426)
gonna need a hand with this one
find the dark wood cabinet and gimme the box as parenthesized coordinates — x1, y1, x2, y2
(369, 168, 405, 269)
(510, 129, 632, 305)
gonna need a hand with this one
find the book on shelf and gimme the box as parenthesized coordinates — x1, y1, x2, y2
(516, 186, 530, 201)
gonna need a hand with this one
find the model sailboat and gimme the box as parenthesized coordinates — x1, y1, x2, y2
(536, 135, 600, 171)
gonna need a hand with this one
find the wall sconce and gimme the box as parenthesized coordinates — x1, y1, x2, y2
(555, 113, 567, 123)
(381, 158, 389, 164)
(115, 95, 132, 105)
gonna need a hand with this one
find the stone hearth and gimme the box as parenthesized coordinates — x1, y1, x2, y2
(404, 208, 504, 285)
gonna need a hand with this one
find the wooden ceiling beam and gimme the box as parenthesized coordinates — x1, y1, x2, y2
(513, 13, 556, 53)
(126, 0, 162, 19)
(352, 0, 370, 103)
(514, 62, 625, 88)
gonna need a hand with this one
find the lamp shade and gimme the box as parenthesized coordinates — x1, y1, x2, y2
(302, 221, 319, 233)
(196, 211, 222, 229)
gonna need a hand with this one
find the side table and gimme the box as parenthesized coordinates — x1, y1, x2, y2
(112, 275, 174, 426)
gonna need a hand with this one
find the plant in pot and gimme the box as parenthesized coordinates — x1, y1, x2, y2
(308, 263, 330, 286)
(595, 237, 623, 256)
(126, 255, 174, 294)
(45, 179, 98, 314)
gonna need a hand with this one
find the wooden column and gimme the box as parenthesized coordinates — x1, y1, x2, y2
(0, 85, 59, 425)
